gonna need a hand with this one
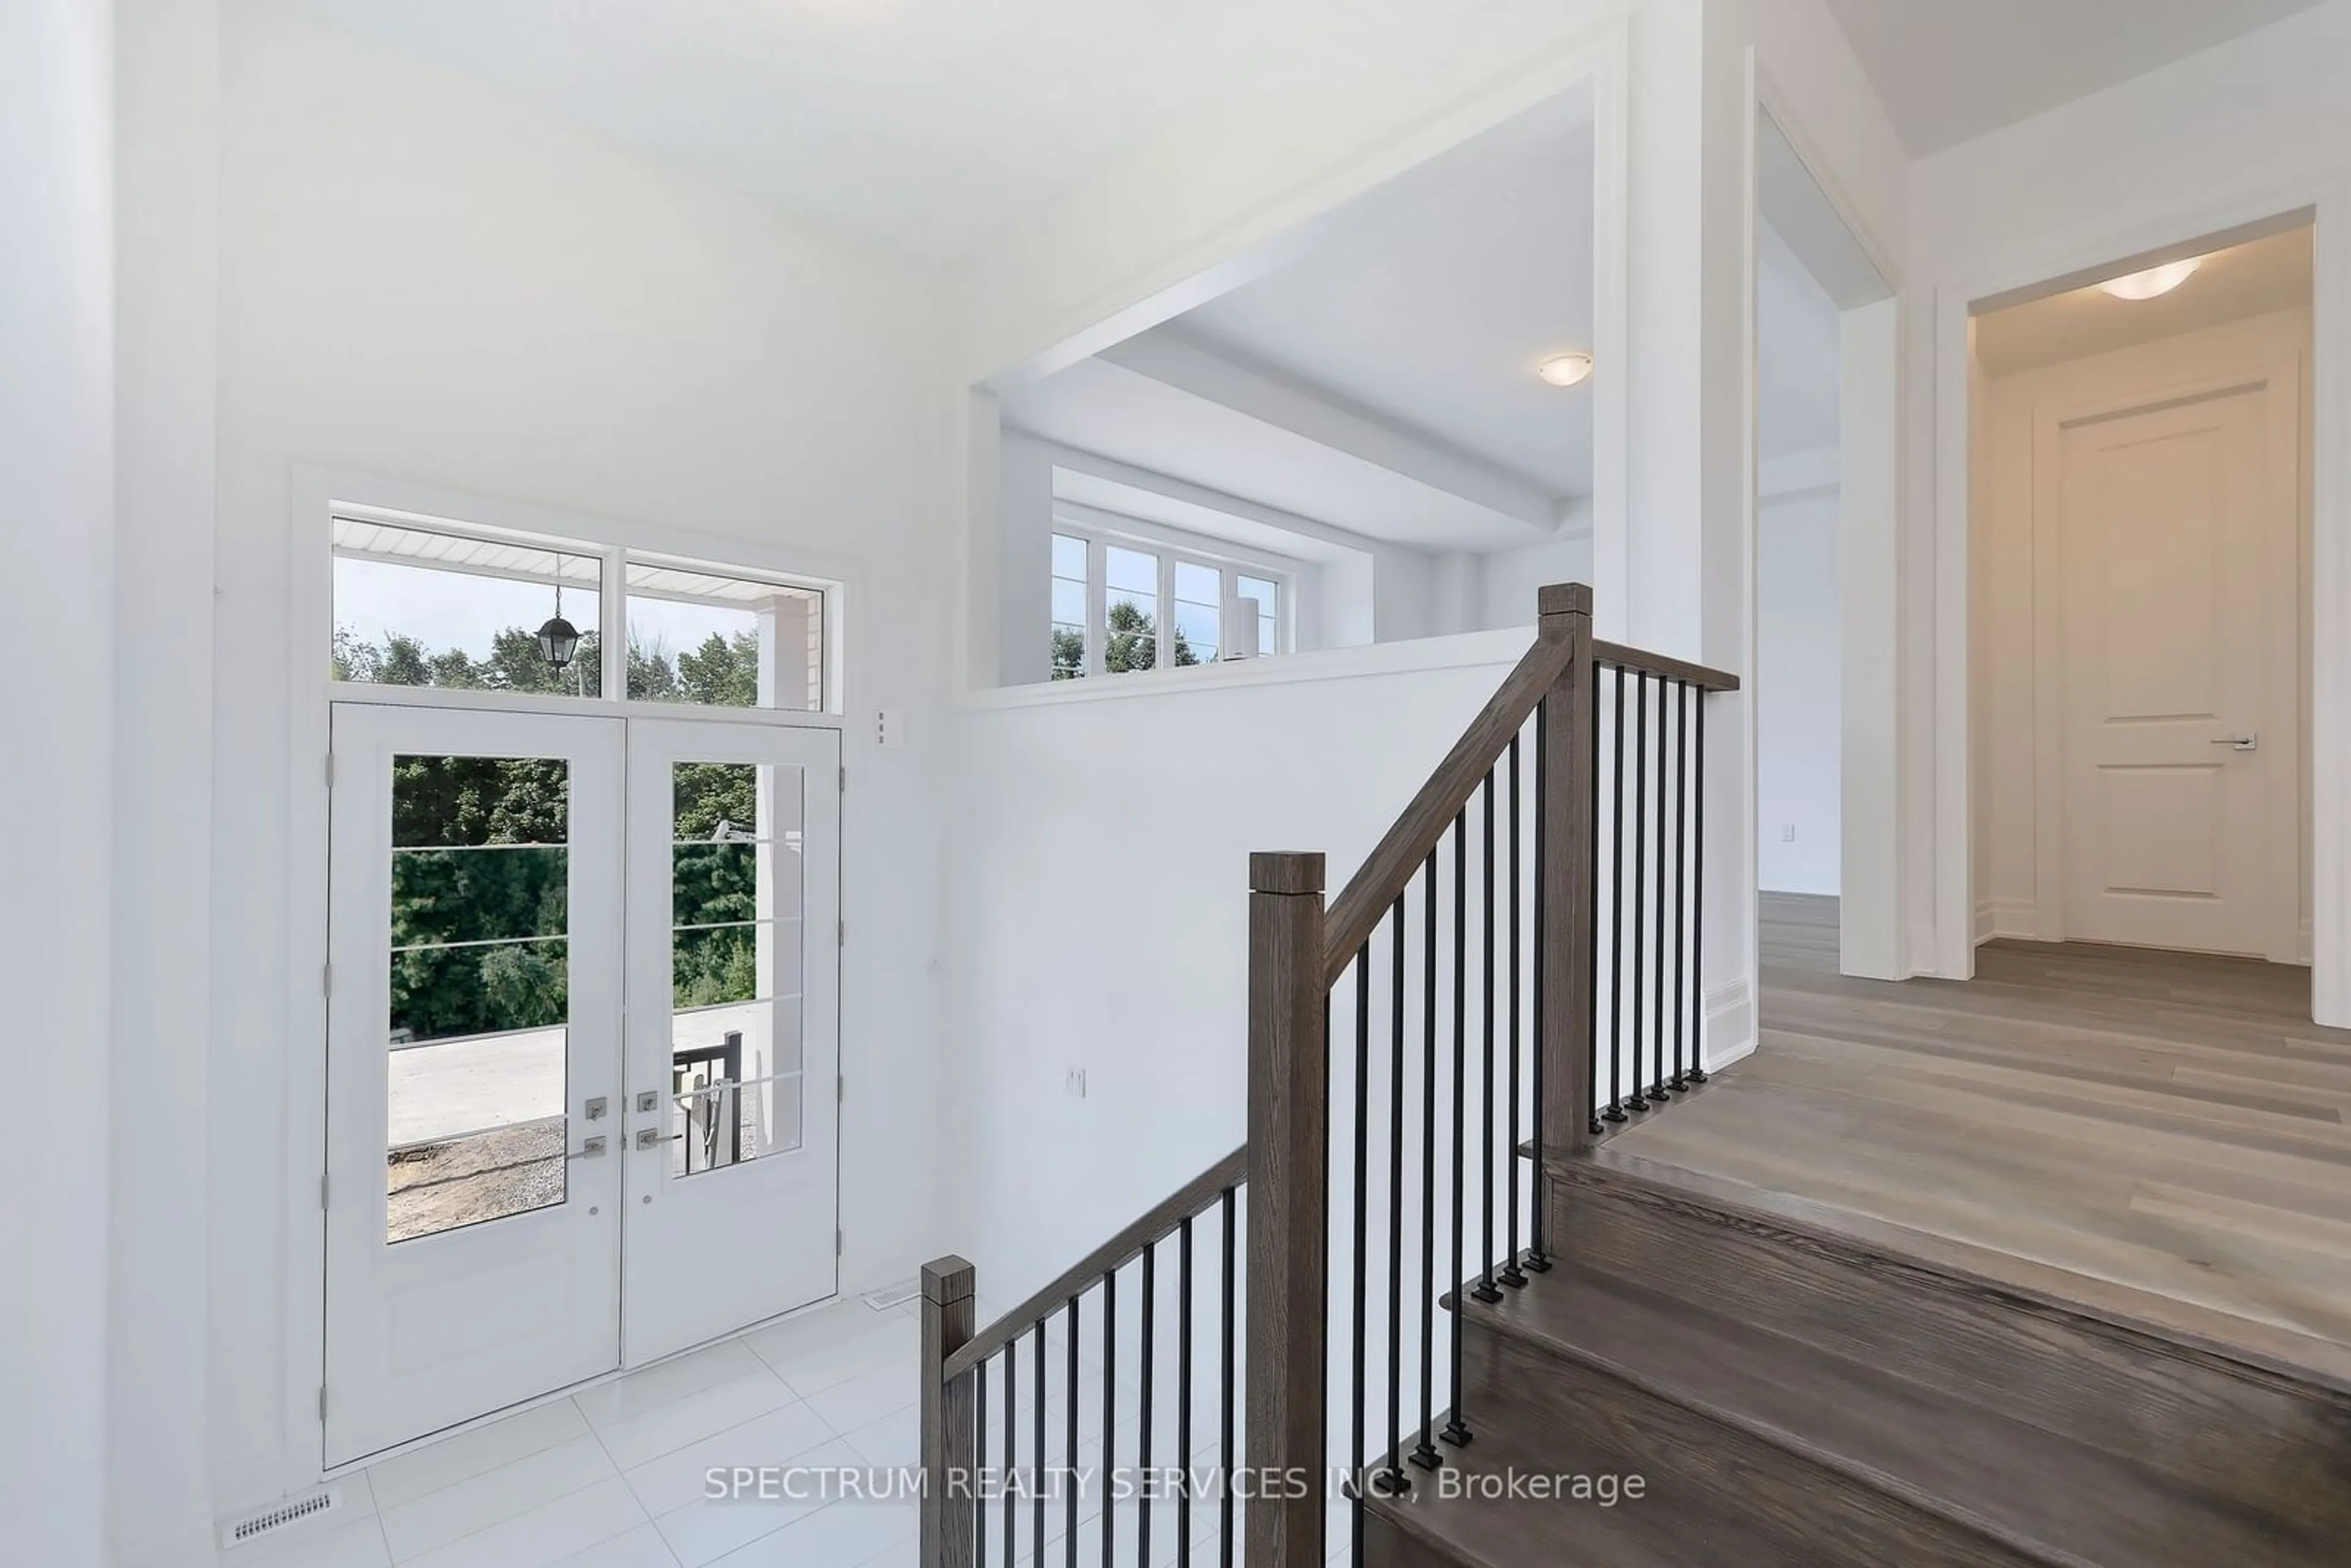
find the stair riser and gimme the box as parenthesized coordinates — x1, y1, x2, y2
(1547, 1165, 2351, 1525)
(1460, 1324, 2045, 1567)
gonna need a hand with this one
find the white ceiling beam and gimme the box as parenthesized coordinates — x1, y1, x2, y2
(1097, 329, 1562, 535)
(1017, 433, 1389, 563)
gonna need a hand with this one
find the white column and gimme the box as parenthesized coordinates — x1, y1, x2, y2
(1, 1, 116, 1562)
(108, 0, 221, 1562)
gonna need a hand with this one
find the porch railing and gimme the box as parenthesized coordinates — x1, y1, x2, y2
(918, 583, 1738, 1567)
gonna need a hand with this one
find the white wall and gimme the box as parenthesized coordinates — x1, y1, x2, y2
(0, 1, 114, 1563)
(1973, 306, 2314, 947)
(205, 0, 952, 1513)
(1908, 0, 2351, 1009)
(1756, 487, 1841, 893)
(943, 634, 1532, 1299)
(110, 1, 221, 1563)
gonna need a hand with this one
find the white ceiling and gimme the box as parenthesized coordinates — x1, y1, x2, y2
(301, 0, 1591, 261)
(1973, 225, 2314, 378)
(999, 93, 1597, 553)
(1823, 0, 2325, 156)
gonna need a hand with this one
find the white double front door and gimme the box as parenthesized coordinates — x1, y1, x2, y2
(323, 702, 841, 1465)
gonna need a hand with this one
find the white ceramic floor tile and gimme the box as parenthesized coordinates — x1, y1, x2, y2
(399, 1474, 648, 1568)
(741, 1301, 902, 1382)
(650, 1438, 859, 1567)
(548, 1522, 682, 1567)
(592, 1366, 801, 1472)
(576, 1341, 769, 1432)
(838, 1402, 918, 1472)
(705, 1491, 917, 1567)
(621, 1398, 837, 1519)
(753, 1313, 916, 1400)
(225, 1512, 393, 1568)
(379, 1434, 617, 1561)
(368, 1400, 593, 1510)
(853, 1537, 917, 1568)
(803, 1357, 917, 1435)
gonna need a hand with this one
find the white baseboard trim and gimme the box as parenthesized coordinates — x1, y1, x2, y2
(1985, 898, 2039, 942)
(1701, 978, 1755, 1071)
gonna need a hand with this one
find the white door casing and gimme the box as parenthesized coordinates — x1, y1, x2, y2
(323, 704, 625, 1466)
(2041, 366, 2302, 958)
(621, 718, 842, 1365)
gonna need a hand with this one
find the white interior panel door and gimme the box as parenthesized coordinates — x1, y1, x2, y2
(324, 704, 625, 1465)
(2058, 384, 2295, 956)
(622, 719, 841, 1364)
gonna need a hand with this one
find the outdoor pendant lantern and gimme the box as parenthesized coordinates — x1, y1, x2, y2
(536, 582, 582, 671)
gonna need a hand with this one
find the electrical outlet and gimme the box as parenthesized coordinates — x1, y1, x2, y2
(1780, 823, 1796, 842)
(1065, 1066, 1088, 1099)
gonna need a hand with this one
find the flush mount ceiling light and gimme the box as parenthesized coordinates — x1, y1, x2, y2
(1535, 351, 1594, 388)
(2099, 258, 2201, 301)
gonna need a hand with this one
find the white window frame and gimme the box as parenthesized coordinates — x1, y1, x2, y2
(1050, 514, 1296, 678)
(326, 508, 842, 715)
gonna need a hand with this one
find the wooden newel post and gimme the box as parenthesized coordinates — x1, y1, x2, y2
(1537, 583, 1599, 1163)
(1244, 850, 1329, 1568)
(919, 1255, 977, 1568)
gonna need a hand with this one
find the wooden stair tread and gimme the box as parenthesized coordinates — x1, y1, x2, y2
(1357, 1411, 1820, 1568)
(1567, 1144, 2351, 1398)
(1458, 1261, 2331, 1565)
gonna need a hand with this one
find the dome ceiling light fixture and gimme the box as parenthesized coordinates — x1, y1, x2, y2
(2099, 258, 2202, 301)
(1535, 351, 1594, 388)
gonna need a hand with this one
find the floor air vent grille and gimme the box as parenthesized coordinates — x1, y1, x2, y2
(220, 1487, 340, 1549)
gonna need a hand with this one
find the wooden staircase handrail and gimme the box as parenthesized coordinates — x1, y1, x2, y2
(1319, 586, 1583, 985)
(940, 1143, 1248, 1384)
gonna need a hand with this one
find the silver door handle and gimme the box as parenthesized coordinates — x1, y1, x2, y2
(2210, 733, 2258, 752)
(570, 1136, 609, 1160)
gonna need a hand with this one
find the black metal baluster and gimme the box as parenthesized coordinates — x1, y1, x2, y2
(1351, 950, 1371, 1540)
(1413, 849, 1441, 1469)
(1472, 771, 1502, 1305)
(1003, 1341, 1016, 1568)
(1445, 812, 1472, 1447)
(1652, 677, 1673, 1102)
(1101, 1269, 1116, 1567)
(1589, 647, 1605, 1138)
(1034, 1322, 1046, 1566)
(1178, 1216, 1194, 1567)
(1066, 1296, 1079, 1568)
(1526, 703, 1551, 1274)
(1604, 666, 1628, 1123)
(1140, 1240, 1156, 1566)
(1672, 682, 1692, 1091)
(1690, 699, 1710, 1084)
(1629, 673, 1650, 1109)
(1500, 736, 1527, 1291)
(1221, 1186, 1237, 1568)
(1384, 894, 1409, 1496)
(977, 1351, 989, 1568)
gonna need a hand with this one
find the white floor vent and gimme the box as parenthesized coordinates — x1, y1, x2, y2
(863, 1278, 920, 1311)
(218, 1487, 342, 1550)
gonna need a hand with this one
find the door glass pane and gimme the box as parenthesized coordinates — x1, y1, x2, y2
(669, 760, 806, 1177)
(386, 755, 571, 1243)
(1104, 546, 1159, 674)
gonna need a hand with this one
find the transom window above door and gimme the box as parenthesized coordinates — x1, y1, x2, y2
(1048, 526, 1289, 680)
(332, 516, 831, 712)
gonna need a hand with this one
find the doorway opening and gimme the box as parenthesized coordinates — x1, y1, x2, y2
(1967, 218, 2315, 967)
(1750, 107, 1894, 978)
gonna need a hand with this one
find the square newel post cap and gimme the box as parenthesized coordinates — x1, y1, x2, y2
(1250, 851, 1326, 895)
(1538, 582, 1592, 621)
(921, 1255, 975, 1303)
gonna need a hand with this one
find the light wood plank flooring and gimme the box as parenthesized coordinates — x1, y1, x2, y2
(1610, 893, 2351, 1373)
